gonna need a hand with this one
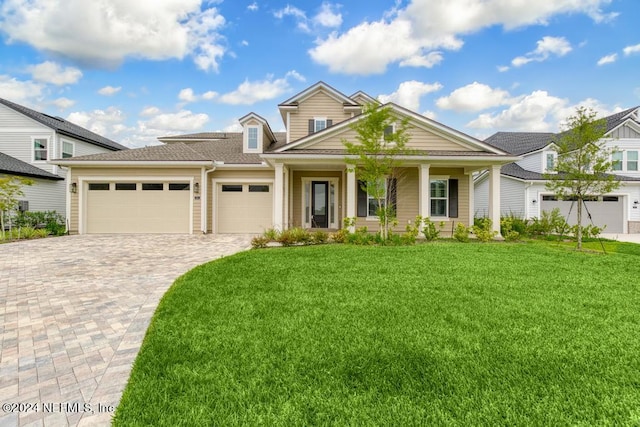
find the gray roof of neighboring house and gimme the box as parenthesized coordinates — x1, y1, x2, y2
(0, 97, 128, 151)
(484, 107, 640, 156)
(499, 162, 640, 182)
(0, 152, 63, 180)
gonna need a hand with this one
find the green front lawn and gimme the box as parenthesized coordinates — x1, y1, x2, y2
(114, 242, 640, 426)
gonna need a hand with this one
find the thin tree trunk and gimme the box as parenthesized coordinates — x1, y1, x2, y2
(576, 197, 583, 250)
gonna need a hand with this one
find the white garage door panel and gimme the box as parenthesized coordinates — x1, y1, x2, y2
(86, 184, 190, 233)
(540, 197, 624, 233)
(217, 184, 273, 233)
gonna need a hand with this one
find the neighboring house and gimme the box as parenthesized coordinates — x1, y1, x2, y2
(53, 82, 518, 235)
(475, 107, 640, 233)
(0, 97, 127, 222)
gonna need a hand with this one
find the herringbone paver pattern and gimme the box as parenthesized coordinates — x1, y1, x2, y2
(0, 234, 251, 426)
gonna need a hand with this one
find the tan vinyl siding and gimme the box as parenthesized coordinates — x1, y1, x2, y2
(309, 125, 477, 151)
(291, 170, 342, 228)
(353, 167, 470, 236)
(69, 167, 202, 234)
(289, 91, 352, 142)
(207, 169, 274, 232)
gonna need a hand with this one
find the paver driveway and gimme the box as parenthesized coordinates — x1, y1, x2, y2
(0, 234, 252, 427)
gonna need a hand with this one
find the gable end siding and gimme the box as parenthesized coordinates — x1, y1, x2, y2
(289, 91, 352, 142)
(610, 125, 640, 139)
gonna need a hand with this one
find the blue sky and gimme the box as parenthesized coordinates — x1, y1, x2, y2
(0, 0, 638, 148)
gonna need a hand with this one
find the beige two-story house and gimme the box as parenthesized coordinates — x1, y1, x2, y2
(54, 82, 517, 235)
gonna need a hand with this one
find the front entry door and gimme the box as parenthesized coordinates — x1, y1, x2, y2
(311, 181, 328, 228)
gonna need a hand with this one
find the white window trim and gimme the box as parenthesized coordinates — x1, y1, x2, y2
(362, 177, 387, 221)
(61, 140, 75, 159)
(382, 123, 397, 146)
(314, 117, 327, 133)
(244, 124, 262, 153)
(612, 150, 639, 172)
(32, 136, 50, 163)
(543, 151, 557, 173)
(429, 175, 449, 219)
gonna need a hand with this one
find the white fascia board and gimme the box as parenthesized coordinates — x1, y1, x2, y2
(210, 163, 271, 169)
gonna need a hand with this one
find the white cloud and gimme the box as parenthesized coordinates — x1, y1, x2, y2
(310, 0, 611, 75)
(67, 107, 127, 136)
(98, 85, 122, 96)
(511, 36, 572, 67)
(241, 40, 249, 46)
(177, 87, 218, 103)
(218, 71, 305, 105)
(466, 91, 621, 132)
(274, 5, 310, 32)
(143, 109, 209, 131)
(247, 2, 258, 12)
(178, 88, 197, 103)
(0, 75, 44, 104)
(377, 80, 442, 111)
(222, 120, 243, 132)
(422, 110, 437, 120)
(140, 106, 161, 116)
(52, 97, 75, 109)
(497, 65, 510, 72)
(0, 1, 227, 72)
(436, 82, 512, 112)
(28, 61, 82, 85)
(623, 43, 640, 56)
(399, 51, 443, 68)
(597, 53, 617, 65)
(313, 3, 342, 28)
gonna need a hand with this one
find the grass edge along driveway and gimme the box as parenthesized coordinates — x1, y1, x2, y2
(114, 242, 640, 426)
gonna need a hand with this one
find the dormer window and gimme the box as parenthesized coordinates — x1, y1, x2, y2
(247, 127, 258, 150)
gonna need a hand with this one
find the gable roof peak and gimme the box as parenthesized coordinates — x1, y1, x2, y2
(279, 81, 359, 106)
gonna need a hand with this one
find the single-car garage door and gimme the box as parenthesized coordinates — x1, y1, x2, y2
(540, 195, 624, 233)
(85, 182, 191, 233)
(217, 183, 273, 233)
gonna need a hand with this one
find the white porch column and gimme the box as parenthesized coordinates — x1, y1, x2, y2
(283, 166, 289, 229)
(418, 164, 430, 225)
(346, 169, 356, 232)
(467, 172, 475, 227)
(274, 163, 284, 231)
(488, 165, 502, 237)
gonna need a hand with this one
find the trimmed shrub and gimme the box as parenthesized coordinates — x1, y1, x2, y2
(453, 223, 470, 243)
(473, 218, 498, 242)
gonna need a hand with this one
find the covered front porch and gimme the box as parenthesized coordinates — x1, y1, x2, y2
(269, 158, 505, 235)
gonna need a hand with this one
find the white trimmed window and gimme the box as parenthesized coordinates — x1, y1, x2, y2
(430, 179, 448, 217)
(627, 151, 638, 171)
(612, 151, 623, 171)
(62, 140, 74, 158)
(247, 127, 258, 150)
(544, 151, 557, 173)
(314, 118, 327, 133)
(33, 137, 48, 161)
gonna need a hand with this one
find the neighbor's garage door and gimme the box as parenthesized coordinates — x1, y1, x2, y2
(86, 182, 190, 233)
(540, 195, 624, 233)
(217, 183, 273, 233)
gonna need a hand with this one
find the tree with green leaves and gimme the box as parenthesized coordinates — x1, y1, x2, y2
(343, 104, 414, 240)
(0, 176, 33, 238)
(545, 106, 620, 249)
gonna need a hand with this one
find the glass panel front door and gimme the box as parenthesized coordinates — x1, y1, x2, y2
(312, 181, 328, 228)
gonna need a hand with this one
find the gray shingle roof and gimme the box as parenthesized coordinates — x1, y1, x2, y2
(269, 149, 505, 157)
(63, 132, 288, 164)
(0, 152, 62, 180)
(0, 97, 128, 151)
(485, 107, 640, 156)
(500, 162, 640, 182)
(484, 132, 556, 156)
(62, 142, 209, 162)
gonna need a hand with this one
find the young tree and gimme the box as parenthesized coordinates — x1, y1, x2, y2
(343, 104, 413, 239)
(0, 176, 33, 238)
(545, 106, 620, 249)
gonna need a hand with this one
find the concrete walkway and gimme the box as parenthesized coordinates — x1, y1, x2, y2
(600, 233, 640, 243)
(0, 234, 252, 427)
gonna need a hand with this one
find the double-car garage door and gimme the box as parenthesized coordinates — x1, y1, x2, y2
(85, 181, 191, 233)
(540, 195, 624, 233)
